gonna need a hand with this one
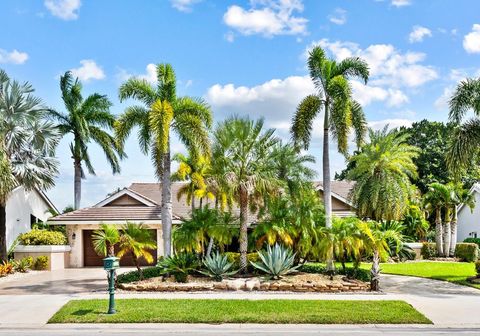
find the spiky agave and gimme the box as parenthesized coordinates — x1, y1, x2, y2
(199, 251, 237, 281)
(250, 243, 300, 280)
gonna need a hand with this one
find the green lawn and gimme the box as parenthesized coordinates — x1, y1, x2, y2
(49, 299, 431, 324)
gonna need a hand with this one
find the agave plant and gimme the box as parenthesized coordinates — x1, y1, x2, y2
(251, 244, 299, 280)
(199, 252, 237, 281)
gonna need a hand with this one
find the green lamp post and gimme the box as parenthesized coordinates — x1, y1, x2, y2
(103, 256, 120, 314)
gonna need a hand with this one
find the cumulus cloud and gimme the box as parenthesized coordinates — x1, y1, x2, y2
(44, 0, 81, 20)
(350, 81, 409, 107)
(223, 0, 308, 37)
(117, 63, 157, 83)
(391, 0, 411, 7)
(368, 118, 413, 131)
(71, 60, 105, 82)
(463, 24, 480, 54)
(328, 8, 347, 25)
(170, 0, 202, 12)
(0, 49, 28, 64)
(409, 25, 432, 43)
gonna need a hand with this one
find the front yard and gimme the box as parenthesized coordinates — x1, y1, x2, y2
(49, 299, 431, 324)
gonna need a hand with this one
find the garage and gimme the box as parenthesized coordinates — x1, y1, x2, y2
(82, 229, 158, 267)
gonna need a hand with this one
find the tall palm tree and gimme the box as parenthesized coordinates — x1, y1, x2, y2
(213, 117, 280, 271)
(47, 71, 124, 209)
(450, 183, 475, 256)
(0, 70, 59, 260)
(347, 127, 420, 221)
(424, 182, 451, 257)
(92, 223, 121, 257)
(291, 46, 369, 228)
(115, 64, 212, 257)
(447, 78, 480, 175)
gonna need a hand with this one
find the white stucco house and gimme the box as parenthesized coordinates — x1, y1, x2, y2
(6, 186, 58, 249)
(457, 183, 480, 242)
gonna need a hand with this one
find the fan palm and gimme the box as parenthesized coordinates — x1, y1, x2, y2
(291, 46, 369, 229)
(213, 117, 280, 271)
(92, 223, 121, 257)
(115, 64, 212, 257)
(0, 70, 60, 260)
(347, 127, 420, 221)
(47, 71, 124, 209)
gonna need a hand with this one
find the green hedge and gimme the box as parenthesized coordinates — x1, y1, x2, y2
(19, 229, 67, 246)
(464, 238, 480, 248)
(455, 243, 478, 262)
(420, 242, 437, 259)
(300, 263, 370, 282)
(117, 266, 164, 284)
(225, 252, 259, 269)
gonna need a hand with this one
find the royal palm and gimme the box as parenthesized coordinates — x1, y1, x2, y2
(115, 64, 212, 257)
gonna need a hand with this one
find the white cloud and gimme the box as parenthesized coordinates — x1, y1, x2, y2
(350, 81, 408, 107)
(0, 49, 28, 64)
(117, 63, 157, 83)
(71, 60, 105, 82)
(391, 0, 411, 7)
(368, 119, 413, 131)
(224, 31, 235, 43)
(409, 25, 432, 43)
(328, 8, 347, 25)
(170, 0, 202, 12)
(223, 0, 308, 37)
(463, 24, 480, 54)
(44, 0, 81, 20)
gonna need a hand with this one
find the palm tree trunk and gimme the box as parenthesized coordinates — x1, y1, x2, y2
(239, 186, 249, 273)
(161, 150, 173, 258)
(206, 237, 214, 256)
(450, 208, 458, 257)
(107, 242, 115, 257)
(0, 203, 7, 262)
(191, 195, 195, 214)
(323, 103, 332, 228)
(443, 219, 451, 258)
(370, 249, 380, 291)
(133, 253, 143, 280)
(435, 208, 443, 257)
(73, 157, 82, 210)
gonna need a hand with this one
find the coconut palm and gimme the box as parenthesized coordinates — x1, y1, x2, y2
(447, 78, 480, 175)
(0, 70, 59, 260)
(115, 64, 212, 257)
(47, 71, 124, 209)
(348, 127, 420, 221)
(92, 223, 121, 257)
(117, 223, 157, 279)
(424, 182, 452, 257)
(450, 183, 476, 255)
(291, 46, 369, 229)
(213, 117, 280, 271)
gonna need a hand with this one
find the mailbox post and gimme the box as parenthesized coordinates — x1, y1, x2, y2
(103, 256, 119, 314)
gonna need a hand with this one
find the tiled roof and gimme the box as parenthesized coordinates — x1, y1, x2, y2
(314, 180, 355, 201)
(50, 206, 177, 222)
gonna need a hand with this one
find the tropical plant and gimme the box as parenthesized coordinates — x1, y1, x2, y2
(450, 183, 475, 255)
(18, 229, 67, 246)
(200, 251, 237, 281)
(92, 224, 120, 257)
(213, 117, 280, 271)
(47, 71, 123, 209)
(13, 257, 33, 273)
(158, 252, 199, 283)
(115, 64, 212, 257)
(250, 244, 300, 280)
(291, 46, 369, 230)
(0, 70, 60, 261)
(117, 223, 157, 279)
(401, 203, 429, 241)
(348, 127, 420, 221)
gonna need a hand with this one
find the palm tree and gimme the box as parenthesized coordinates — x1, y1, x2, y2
(447, 78, 480, 175)
(0, 70, 59, 260)
(347, 127, 420, 221)
(117, 223, 157, 279)
(92, 223, 121, 257)
(115, 64, 212, 257)
(424, 182, 451, 257)
(291, 46, 369, 228)
(47, 71, 124, 210)
(213, 117, 280, 271)
(450, 183, 476, 256)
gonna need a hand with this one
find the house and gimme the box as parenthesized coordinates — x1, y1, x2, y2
(315, 181, 356, 217)
(6, 186, 58, 249)
(457, 183, 480, 241)
(49, 181, 356, 267)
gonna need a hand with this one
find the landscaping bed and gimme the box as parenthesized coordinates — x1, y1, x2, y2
(118, 272, 370, 292)
(49, 299, 431, 324)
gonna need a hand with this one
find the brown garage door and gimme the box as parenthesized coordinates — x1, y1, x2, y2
(83, 229, 158, 267)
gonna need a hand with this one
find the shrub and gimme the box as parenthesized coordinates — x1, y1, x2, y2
(475, 261, 480, 275)
(158, 253, 200, 283)
(33, 256, 49, 270)
(117, 266, 164, 284)
(455, 243, 479, 262)
(200, 252, 237, 281)
(13, 257, 33, 272)
(19, 229, 67, 246)
(0, 261, 14, 276)
(300, 263, 370, 282)
(420, 242, 437, 259)
(251, 244, 299, 279)
(464, 238, 480, 248)
(225, 252, 259, 270)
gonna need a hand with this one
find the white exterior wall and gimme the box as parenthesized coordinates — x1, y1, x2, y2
(457, 190, 480, 242)
(5, 187, 54, 249)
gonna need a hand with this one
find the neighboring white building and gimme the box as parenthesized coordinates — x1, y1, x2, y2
(6, 186, 58, 249)
(457, 183, 480, 242)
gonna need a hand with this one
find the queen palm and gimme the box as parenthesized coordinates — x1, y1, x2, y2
(0, 70, 59, 260)
(348, 127, 420, 221)
(213, 117, 280, 271)
(115, 64, 212, 257)
(291, 46, 369, 228)
(47, 71, 123, 209)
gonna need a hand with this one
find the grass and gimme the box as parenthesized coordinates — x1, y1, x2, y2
(49, 299, 431, 324)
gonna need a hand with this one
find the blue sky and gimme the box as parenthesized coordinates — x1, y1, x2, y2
(1, 0, 480, 210)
